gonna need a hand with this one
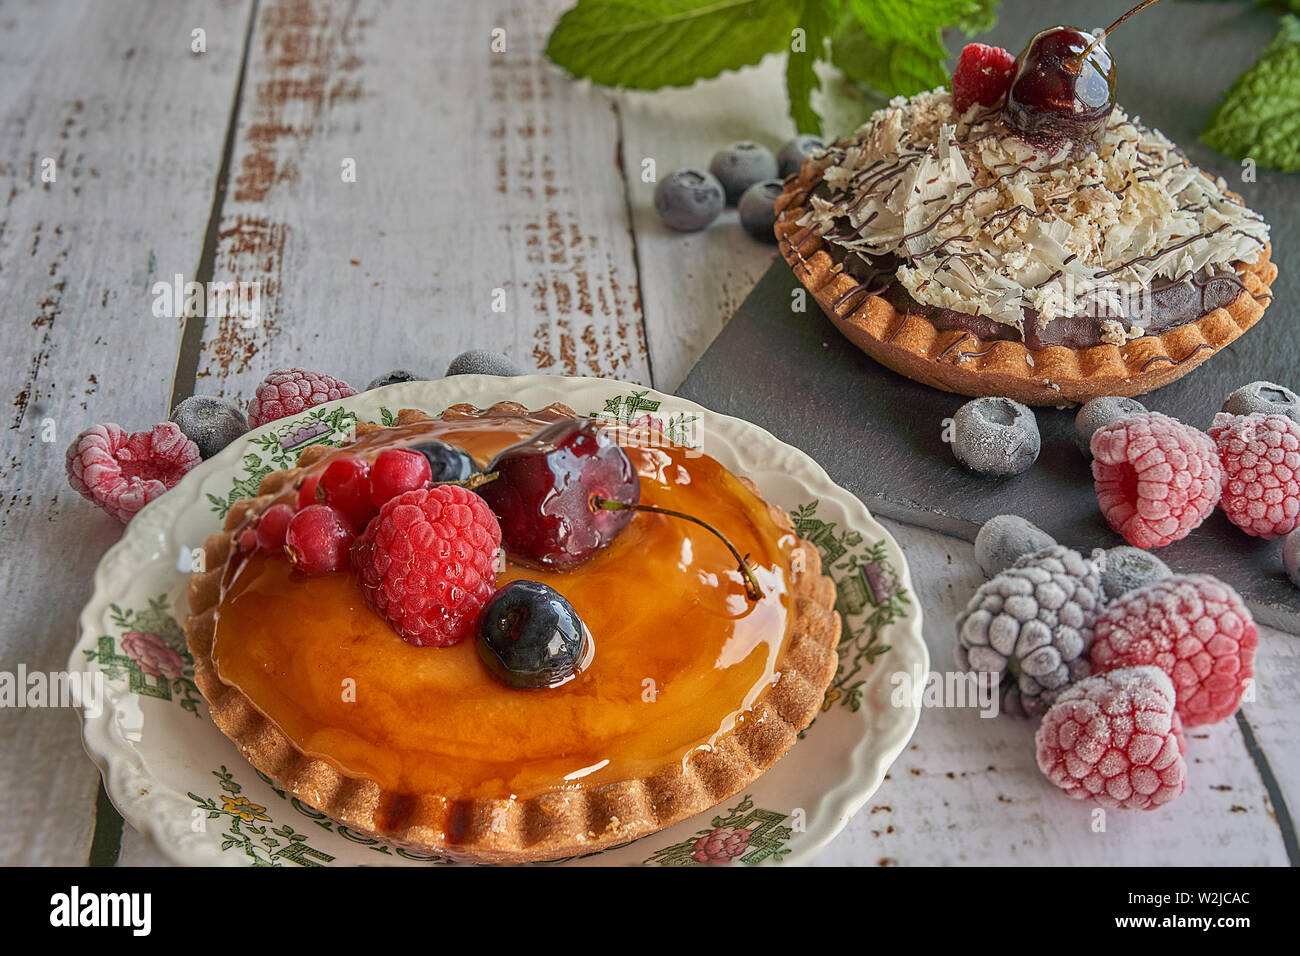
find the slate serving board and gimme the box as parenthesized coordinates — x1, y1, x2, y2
(677, 0, 1299, 630)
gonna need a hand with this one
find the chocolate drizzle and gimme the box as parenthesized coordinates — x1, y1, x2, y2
(936, 333, 973, 363)
(1140, 342, 1214, 372)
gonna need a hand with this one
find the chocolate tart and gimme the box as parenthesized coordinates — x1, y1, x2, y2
(776, 91, 1276, 405)
(185, 402, 841, 863)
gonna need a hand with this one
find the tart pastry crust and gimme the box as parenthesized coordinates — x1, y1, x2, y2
(777, 165, 1276, 406)
(186, 401, 841, 863)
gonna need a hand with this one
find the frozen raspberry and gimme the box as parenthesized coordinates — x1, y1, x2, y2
(952, 43, 1017, 113)
(956, 546, 1105, 718)
(1091, 412, 1223, 549)
(351, 485, 502, 647)
(1035, 666, 1187, 811)
(246, 368, 356, 429)
(65, 423, 201, 523)
(1208, 412, 1300, 539)
(1090, 574, 1257, 727)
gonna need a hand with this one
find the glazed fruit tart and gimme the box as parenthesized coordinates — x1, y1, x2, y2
(776, 19, 1275, 405)
(185, 402, 840, 863)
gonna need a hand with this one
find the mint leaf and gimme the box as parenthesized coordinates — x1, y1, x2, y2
(545, 0, 801, 89)
(832, 0, 980, 99)
(956, 0, 1000, 35)
(786, 0, 841, 134)
(1203, 14, 1300, 172)
(847, 0, 978, 59)
(831, 22, 948, 97)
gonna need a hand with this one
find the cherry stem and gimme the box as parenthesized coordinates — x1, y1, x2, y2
(590, 495, 763, 601)
(434, 470, 498, 490)
(1080, 0, 1161, 61)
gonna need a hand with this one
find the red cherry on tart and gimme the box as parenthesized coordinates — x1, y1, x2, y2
(477, 418, 640, 570)
(368, 447, 432, 507)
(1001, 0, 1161, 156)
(254, 502, 295, 552)
(316, 454, 376, 530)
(296, 471, 322, 510)
(284, 504, 356, 575)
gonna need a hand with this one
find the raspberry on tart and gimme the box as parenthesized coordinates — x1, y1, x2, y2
(775, 20, 1275, 405)
(185, 402, 840, 863)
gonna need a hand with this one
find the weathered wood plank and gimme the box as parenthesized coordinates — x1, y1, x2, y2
(189, 0, 649, 405)
(0, 0, 253, 865)
(616, 60, 881, 390)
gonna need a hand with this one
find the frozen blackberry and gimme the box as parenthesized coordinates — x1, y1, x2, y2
(956, 545, 1104, 717)
(776, 134, 825, 178)
(445, 350, 524, 377)
(653, 169, 725, 232)
(950, 397, 1039, 477)
(1098, 546, 1172, 601)
(366, 369, 424, 391)
(1074, 396, 1146, 455)
(974, 514, 1056, 578)
(737, 179, 783, 242)
(1222, 381, 1300, 424)
(708, 142, 778, 204)
(168, 395, 248, 460)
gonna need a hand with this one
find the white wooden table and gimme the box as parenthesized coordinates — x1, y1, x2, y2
(2, 0, 1294, 867)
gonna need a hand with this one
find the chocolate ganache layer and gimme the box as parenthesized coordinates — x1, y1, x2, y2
(826, 242, 1252, 350)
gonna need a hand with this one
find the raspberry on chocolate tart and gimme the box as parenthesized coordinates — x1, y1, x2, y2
(776, 3, 1275, 405)
(185, 403, 840, 863)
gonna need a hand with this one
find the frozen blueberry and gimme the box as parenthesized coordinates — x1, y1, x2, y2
(169, 395, 248, 460)
(653, 169, 725, 232)
(950, 397, 1040, 477)
(366, 369, 424, 391)
(1222, 381, 1300, 424)
(446, 350, 524, 377)
(1074, 396, 1147, 455)
(737, 179, 783, 243)
(1099, 545, 1172, 601)
(974, 514, 1056, 578)
(1284, 529, 1300, 590)
(777, 134, 825, 178)
(708, 142, 778, 205)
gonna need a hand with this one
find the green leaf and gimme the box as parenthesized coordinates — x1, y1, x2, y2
(847, 0, 977, 58)
(1202, 14, 1300, 172)
(955, 0, 999, 35)
(786, 0, 841, 134)
(831, 21, 949, 97)
(545, 0, 803, 89)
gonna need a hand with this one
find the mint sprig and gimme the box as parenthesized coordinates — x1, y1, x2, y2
(1202, 13, 1300, 172)
(545, 0, 986, 133)
(544, 0, 801, 90)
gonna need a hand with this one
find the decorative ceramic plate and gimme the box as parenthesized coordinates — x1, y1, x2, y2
(72, 375, 927, 866)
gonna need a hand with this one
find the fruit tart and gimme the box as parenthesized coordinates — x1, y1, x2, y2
(186, 401, 840, 863)
(776, 1, 1275, 405)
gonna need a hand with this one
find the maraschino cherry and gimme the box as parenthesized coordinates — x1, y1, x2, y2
(478, 418, 640, 570)
(478, 417, 763, 599)
(1002, 0, 1160, 155)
